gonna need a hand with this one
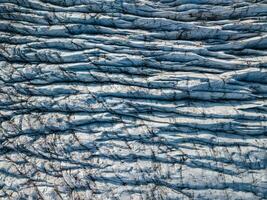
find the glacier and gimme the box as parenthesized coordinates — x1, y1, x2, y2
(0, 0, 267, 199)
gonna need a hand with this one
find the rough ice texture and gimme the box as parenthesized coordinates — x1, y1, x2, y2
(0, 0, 267, 199)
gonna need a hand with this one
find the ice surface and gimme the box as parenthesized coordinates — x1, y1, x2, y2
(0, 0, 266, 199)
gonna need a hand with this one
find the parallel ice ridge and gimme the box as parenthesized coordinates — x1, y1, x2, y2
(0, 0, 267, 199)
